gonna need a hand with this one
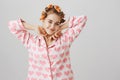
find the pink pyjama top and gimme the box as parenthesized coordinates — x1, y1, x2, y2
(8, 15, 87, 80)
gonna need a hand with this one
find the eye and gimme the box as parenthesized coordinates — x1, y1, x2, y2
(55, 22, 60, 25)
(48, 20, 52, 24)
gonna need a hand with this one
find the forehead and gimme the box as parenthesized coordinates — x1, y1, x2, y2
(45, 13, 61, 22)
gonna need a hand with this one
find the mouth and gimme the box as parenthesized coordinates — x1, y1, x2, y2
(50, 29, 55, 31)
(46, 29, 55, 35)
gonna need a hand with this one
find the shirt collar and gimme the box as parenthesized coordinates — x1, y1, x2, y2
(38, 35, 57, 48)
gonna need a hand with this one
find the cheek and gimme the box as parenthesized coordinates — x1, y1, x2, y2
(43, 22, 49, 29)
(55, 26, 60, 31)
(57, 26, 60, 30)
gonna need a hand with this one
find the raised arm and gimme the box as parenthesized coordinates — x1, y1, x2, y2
(21, 20, 35, 30)
(60, 15, 87, 46)
(8, 18, 37, 48)
(22, 20, 48, 37)
(59, 17, 70, 30)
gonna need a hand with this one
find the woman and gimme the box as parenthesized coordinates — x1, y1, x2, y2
(8, 4, 87, 80)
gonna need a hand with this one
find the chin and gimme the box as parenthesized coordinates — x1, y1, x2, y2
(47, 30, 55, 35)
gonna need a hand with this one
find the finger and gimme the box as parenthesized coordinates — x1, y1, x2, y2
(39, 27, 47, 36)
(67, 16, 70, 22)
(57, 31, 62, 36)
(36, 27, 41, 36)
(41, 28, 46, 33)
(54, 33, 58, 38)
(42, 28, 47, 35)
(55, 31, 62, 37)
(52, 35, 57, 40)
(57, 33, 62, 37)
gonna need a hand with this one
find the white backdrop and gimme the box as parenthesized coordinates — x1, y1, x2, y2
(0, 0, 120, 80)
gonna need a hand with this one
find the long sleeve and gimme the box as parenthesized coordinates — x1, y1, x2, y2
(8, 18, 34, 49)
(62, 15, 87, 46)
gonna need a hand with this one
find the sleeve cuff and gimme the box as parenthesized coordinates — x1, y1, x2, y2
(17, 18, 26, 30)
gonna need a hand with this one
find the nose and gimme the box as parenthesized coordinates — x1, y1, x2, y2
(50, 24, 55, 30)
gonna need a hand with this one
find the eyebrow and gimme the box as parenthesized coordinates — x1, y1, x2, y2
(48, 19, 60, 23)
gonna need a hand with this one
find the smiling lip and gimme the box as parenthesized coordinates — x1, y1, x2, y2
(50, 29, 54, 31)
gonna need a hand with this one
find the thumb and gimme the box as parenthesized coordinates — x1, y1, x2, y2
(39, 27, 48, 36)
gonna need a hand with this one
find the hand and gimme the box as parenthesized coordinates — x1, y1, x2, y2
(59, 17, 70, 30)
(49, 17, 70, 40)
(50, 30, 62, 40)
(35, 26, 48, 36)
(50, 17, 70, 40)
(35, 26, 62, 40)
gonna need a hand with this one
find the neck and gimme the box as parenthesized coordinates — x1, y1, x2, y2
(44, 34, 54, 41)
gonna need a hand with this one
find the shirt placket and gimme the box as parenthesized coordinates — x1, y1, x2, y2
(41, 37, 54, 80)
